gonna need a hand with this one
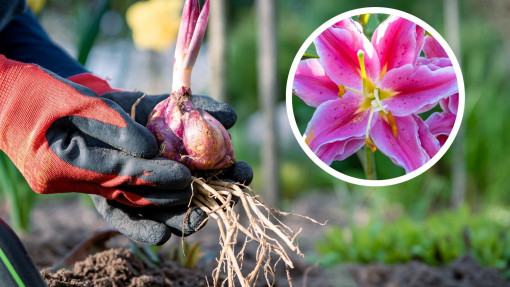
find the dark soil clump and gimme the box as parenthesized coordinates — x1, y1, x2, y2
(41, 248, 211, 287)
(350, 255, 510, 287)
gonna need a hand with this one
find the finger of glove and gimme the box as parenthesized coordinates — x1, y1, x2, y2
(57, 80, 160, 158)
(128, 205, 208, 237)
(66, 98, 158, 158)
(91, 195, 172, 245)
(218, 161, 253, 186)
(119, 184, 192, 207)
(102, 92, 236, 129)
(46, 126, 192, 190)
(192, 95, 237, 129)
(100, 92, 167, 126)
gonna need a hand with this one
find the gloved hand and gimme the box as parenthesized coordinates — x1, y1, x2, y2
(91, 161, 253, 245)
(0, 56, 193, 208)
(70, 76, 253, 245)
(0, 8, 254, 246)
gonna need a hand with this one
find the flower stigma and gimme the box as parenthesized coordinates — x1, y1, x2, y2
(357, 50, 369, 98)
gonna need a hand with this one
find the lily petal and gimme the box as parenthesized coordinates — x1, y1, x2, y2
(304, 92, 371, 154)
(423, 36, 448, 58)
(370, 115, 429, 173)
(315, 138, 365, 165)
(372, 16, 424, 73)
(414, 25, 425, 64)
(415, 102, 439, 114)
(380, 64, 458, 116)
(315, 19, 380, 91)
(438, 93, 459, 116)
(425, 112, 456, 145)
(416, 57, 452, 70)
(413, 114, 440, 158)
(293, 59, 339, 107)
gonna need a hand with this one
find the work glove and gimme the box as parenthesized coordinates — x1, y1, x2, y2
(0, 56, 217, 208)
(91, 161, 252, 245)
(69, 73, 253, 245)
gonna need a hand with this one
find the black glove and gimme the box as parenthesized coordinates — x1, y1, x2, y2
(92, 92, 253, 245)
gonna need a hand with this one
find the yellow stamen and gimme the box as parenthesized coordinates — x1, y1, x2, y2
(338, 84, 346, 98)
(304, 127, 315, 146)
(387, 111, 398, 137)
(365, 137, 377, 152)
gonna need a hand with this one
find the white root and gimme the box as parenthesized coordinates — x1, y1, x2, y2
(189, 176, 324, 287)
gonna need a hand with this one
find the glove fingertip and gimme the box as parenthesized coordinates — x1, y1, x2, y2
(223, 161, 253, 186)
(167, 207, 208, 237)
(148, 158, 192, 190)
(91, 195, 172, 246)
(186, 207, 208, 234)
(137, 225, 173, 246)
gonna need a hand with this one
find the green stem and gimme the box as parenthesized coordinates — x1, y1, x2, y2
(364, 147, 377, 180)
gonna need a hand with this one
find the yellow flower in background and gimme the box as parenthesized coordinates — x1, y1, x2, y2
(126, 0, 182, 51)
(27, 0, 47, 14)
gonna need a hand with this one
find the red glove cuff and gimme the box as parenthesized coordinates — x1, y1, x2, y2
(67, 73, 122, 95)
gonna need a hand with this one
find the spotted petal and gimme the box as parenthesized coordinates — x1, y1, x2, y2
(370, 115, 429, 173)
(315, 19, 380, 91)
(304, 92, 370, 155)
(372, 16, 424, 74)
(380, 64, 458, 116)
(293, 59, 340, 108)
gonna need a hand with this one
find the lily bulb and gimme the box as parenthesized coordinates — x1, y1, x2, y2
(146, 0, 235, 171)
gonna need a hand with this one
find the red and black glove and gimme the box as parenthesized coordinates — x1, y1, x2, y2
(0, 8, 254, 246)
(68, 73, 253, 245)
(0, 55, 193, 208)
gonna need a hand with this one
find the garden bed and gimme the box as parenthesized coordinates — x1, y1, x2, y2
(20, 195, 337, 286)
(14, 196, 510, 287)
(350, 255, 510, 287)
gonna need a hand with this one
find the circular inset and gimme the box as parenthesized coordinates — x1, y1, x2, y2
(286, 8, 464, 186)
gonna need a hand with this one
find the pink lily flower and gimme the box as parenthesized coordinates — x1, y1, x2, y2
(293, 16, 458, 173)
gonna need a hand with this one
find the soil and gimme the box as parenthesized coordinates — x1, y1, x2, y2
(350, 255, 510, 287)
(10, 195, 510, 287)
(19, 195, 339, 286)
(40, 248, 210, 287)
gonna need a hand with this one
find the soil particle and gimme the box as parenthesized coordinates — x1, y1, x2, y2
(40, 248, 211, 287)
(350, 255, 510, 287)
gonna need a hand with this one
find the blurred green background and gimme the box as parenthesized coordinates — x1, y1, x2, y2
(2, 0, 510, 275)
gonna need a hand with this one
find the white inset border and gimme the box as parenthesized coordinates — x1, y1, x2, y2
(285, 7, 465, 187)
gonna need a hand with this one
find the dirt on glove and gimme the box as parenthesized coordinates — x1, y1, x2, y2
(40, 248, 211, 287)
